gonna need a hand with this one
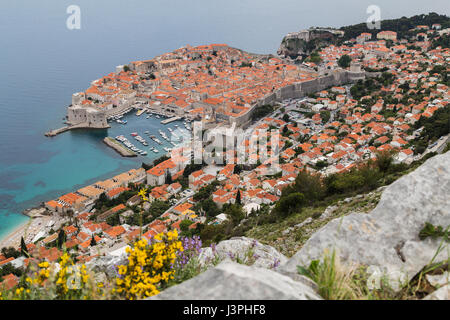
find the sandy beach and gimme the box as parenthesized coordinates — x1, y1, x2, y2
(0, 215, 53, 249)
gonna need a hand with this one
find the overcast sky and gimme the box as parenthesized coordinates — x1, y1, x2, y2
(1, 0, 449, 55)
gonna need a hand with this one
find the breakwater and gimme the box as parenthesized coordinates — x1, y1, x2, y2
(45, 122, 111, 137)
(161, 116, 182, 124)
(103, 137, 137, 157)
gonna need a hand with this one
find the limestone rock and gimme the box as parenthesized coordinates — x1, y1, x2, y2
(86, 254, 128, 279)
(198, 236, 287, 269)
(422, 284, 449, 300)
(280, 152, 450, 288)
(150, 260, 322, 300)
(319, 205, 337, 221)
(426, 272, 449, 288)
(295, 217, 313, 229)
(93, 272, 108, 285)
(277, 29, 340, 58)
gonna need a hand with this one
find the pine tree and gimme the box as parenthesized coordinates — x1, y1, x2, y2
(236, 189, 241, 205)
(166, 172, 173, 184)
(57, 229, 66, 248)
(20, 236, 29, 258)
(90, 236, 97, 246)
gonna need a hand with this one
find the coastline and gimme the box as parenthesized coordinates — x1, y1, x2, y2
(1, 46, 346, 250)
(0, 218, 31, 249)
(0, 215, 55, 250)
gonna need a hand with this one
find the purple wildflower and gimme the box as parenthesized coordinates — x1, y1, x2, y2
(227, 251, 235, 260)
(271, 258, 281, 269)
(174, 236, 203, 269)
(113, 264, 124, 279)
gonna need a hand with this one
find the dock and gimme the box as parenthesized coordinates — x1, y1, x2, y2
(107, 106, 134, 120)
(103, 137, 137, 157)
(161, 116, 182, 124)
(45, 122, 110, 137)
(45, 126, 70, 137)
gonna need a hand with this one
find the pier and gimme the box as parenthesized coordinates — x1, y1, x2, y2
(161, 116, 182, 124)
(45, 122, 110, 137)
(45, 126, 70, 137)
(103, 137, 137, 157)
(106, 106, 134, 120)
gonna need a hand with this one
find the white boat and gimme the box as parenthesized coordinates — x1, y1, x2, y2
(153, 149, 159, 153)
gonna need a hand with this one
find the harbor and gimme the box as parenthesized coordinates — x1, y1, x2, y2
(100, 110, 190, 158)
(0, 108, 191, 244)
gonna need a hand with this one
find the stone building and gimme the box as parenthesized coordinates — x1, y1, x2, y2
(67, 105, 108, 128)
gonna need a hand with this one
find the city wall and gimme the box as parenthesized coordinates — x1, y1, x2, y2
(231, 69, 365, 128)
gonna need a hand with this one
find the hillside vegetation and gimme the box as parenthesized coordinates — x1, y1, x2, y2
(339, 12, 450, 41)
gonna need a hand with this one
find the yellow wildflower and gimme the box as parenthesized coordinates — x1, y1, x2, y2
(115, 230, 182, 300)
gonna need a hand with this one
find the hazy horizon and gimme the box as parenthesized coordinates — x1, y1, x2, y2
(1, 1, 449, 58)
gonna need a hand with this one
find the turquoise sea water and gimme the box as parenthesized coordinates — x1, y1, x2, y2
(0, 1, 446, 241)
(0, 112, 186, 241)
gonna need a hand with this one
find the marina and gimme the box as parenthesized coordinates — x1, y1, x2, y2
(99, 111, 190, 158)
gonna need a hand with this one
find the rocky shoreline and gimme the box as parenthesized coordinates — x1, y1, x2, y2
(22, 206, 49, 218)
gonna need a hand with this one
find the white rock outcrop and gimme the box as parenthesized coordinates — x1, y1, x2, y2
(198, 236, 288, 269)
(150, 260, 322, 300)
(280, 152, 450, 288)
(86, 253, 128, 279)
(422, 284, 449, 300)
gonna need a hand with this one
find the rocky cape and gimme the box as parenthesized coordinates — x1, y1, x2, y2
(277, 28, 343, 59)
